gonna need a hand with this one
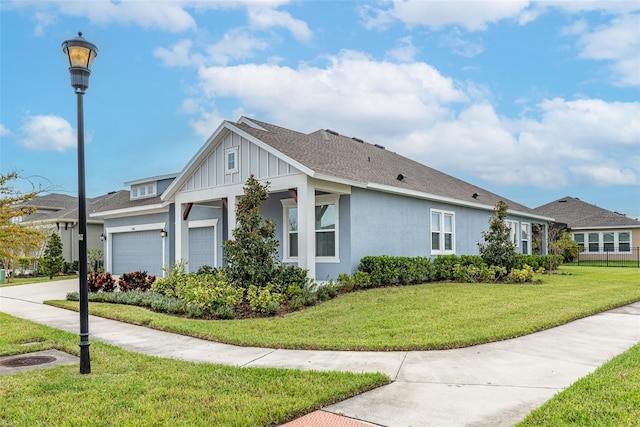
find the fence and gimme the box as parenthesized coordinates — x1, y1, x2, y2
(575, 247, 640, 267)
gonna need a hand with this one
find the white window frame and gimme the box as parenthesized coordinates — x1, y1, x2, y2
(225, 147, 239, 175)
(130, 182, 157, 200)
(430, 209, 455, 255)
(577, 231, 633, 253)
(573, 233, 585, 252)
(506, 220, 519, 247)
(281, 194, 340, 263)
(521, 222, 531, 255)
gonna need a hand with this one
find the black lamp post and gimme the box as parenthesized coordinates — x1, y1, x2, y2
(62, 32, 98, 375)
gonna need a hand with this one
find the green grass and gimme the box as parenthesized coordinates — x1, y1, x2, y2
(47, 266, 640, 351)
(0, 313, 388, 427)
(1, 275, 78, 288)
(517, 342, 640, 426)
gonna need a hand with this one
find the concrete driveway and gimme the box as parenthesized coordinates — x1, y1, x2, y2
(1, 279, 639, 426)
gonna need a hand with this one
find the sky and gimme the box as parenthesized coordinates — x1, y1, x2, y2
(1, 0, 639, 219)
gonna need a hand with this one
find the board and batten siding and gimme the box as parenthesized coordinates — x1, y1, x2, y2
(180, 132, 300, 193)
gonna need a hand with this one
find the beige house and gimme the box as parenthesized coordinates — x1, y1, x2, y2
(535, 197, 640, 260)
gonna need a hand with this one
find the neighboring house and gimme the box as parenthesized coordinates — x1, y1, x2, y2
(15, 193, 112, 264)
(92, 117, 553, 280)
(534, 196, 640, 258)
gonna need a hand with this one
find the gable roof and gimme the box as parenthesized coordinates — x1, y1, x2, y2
(236, 118, 545, 217)
(17, 192, 119, 224)
(534, 196, 640, 229)
(162, 117, 550, 220)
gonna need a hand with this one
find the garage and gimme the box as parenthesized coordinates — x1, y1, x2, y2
(112, 230, 163, 276)
(188, 226, 216, 272)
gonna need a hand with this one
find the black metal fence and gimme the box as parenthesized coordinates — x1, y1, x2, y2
(575, 247, 640, 267)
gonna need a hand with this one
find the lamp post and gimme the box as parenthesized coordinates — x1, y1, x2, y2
(62, 32, 98, 375)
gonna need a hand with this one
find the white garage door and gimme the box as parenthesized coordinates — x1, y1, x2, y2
(189, 226, 215, 272)
(112, 230, 163, 276)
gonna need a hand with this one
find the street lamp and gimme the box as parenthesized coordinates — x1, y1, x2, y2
(62, 32, 98, 375)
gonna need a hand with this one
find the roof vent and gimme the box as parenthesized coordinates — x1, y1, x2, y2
(374, 144, 385, 150)
(397, 174, 405, 181)
(326, 129, 339, 136)
(472, 193, 479, 199)
(352, 137, 364, 143)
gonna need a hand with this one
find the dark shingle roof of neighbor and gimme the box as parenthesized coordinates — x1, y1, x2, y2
(534, 196, 640, 228)
(17, 191, 164, 222)
(233, 118, 540, 215)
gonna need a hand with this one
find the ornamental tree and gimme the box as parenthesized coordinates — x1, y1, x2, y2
(0, 172, 46, 281)
(478, 200, 519, 272)
(223, 175, 280, 289)
(42, 232, 65, 279)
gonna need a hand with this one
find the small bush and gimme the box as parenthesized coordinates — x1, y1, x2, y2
(358, 256, 430, 286)
(87, 272, 116, 293)
(118, 271, 156, 292)
(175, 269, 243, 314)
(152, 262, 187, 297)
(507, 264, 543, 283)
(432, 255, 461, 281)
(247, 284, 283, 314)
(195, 265, 216, 275)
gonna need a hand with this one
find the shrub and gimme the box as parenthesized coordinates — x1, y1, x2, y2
(357, 256, 430, 286)
(507, 264, 543, 283)
(478, 201, 519, 272)
(315, 282, 338, 302)
(452, 263, 506, 283)
(247, 284, 283, 314)
(195, 265, 216, 275)
(432, 255, 460, 281)
(118, 271, 156, 292)
(550, 232, 580, 263)
(175, 269, 243, 315)
(518, 254, 563, 271)
(288, 288, 317, 311)
(152, 262, 187, 297)
(87, 271, 116, 293)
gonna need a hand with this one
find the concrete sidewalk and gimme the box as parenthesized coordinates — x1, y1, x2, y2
(1, 279, 639, 426)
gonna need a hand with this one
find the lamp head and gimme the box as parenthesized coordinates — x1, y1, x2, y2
(62, 32, 98, 92)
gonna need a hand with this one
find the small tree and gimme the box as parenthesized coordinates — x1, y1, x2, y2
(223, 175, 280, 289)
(478, 201, 519, 272)
(87, 248, 103, 272)
(42, 232, 65, 279)
(550, 231, 580, 262)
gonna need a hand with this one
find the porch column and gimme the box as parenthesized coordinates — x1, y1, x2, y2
(227, 195, 237, 241)
(543, 223, 549, 255)
(297, 178, 316, 280)
(174, 202, 189, 267)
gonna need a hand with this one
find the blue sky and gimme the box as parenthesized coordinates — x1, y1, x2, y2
(1, 1, 639, 218)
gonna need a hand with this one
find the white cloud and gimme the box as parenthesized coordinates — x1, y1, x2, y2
(154, 39, 200, 67)
(194, 50, 467, 137)
(206, 29, 270, 65)
(247, 4, 312, 41)
(364, 0, 531, 31)
(385, 36, 418, 63)
(574, 14, 640, 86)
(19, 115, 76, 152)
(438, 29, 484, 57)
(0, 124, 10, 137)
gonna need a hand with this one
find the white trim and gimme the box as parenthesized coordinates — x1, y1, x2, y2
(573, 230, 633, 254)
(430, 208, 455, 255)
(506, 220, 519, 248)
(225, 146, 239, 174)
(281, 193, 340, 264)
(570, 225, 640, 231)
(521, 222, 531, 255)
(124, 173, 178, 186)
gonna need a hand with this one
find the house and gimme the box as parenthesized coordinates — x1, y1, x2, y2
(92, 117, 553, 280)
(534, 196, 640, 257)
(14, 193, 111, 264)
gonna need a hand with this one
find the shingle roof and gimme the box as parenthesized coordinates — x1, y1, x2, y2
(17, 191, 163, 223)
(534, 197, 640, 228)
(234, 118, 540, 215)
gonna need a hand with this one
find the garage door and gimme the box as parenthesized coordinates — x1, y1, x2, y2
(112, 230, 163, 276)
(189, 226, 215, 272)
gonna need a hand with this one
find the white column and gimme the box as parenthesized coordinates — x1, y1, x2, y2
(227, 195, 237, 241)
(297, 178, 316, 280)
(175, 202, 189, 268)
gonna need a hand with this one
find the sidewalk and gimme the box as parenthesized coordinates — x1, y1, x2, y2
(1, 279, 639, 426)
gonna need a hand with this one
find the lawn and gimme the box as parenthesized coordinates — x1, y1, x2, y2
(0, 275, 78, 288)
(517, 342, 640, 426)
(0, 313, 388, 426)
(48, 265, 640, 351)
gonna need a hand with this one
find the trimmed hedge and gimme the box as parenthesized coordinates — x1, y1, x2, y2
(357, 256, 430, 286)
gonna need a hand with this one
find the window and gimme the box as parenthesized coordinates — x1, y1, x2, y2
(619, 232, 631, 252)
(573, 233, 585, 252)
(282, 194, 339, 262)
(588, 233, 599, 252)
(521, 223, 530, 255)
(225, 147, 239, 174)
(603, 232, 615, 252)
(506, 220, 519, 247)
(431, 209, 455, 254)
(130, 182, 156, 200)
